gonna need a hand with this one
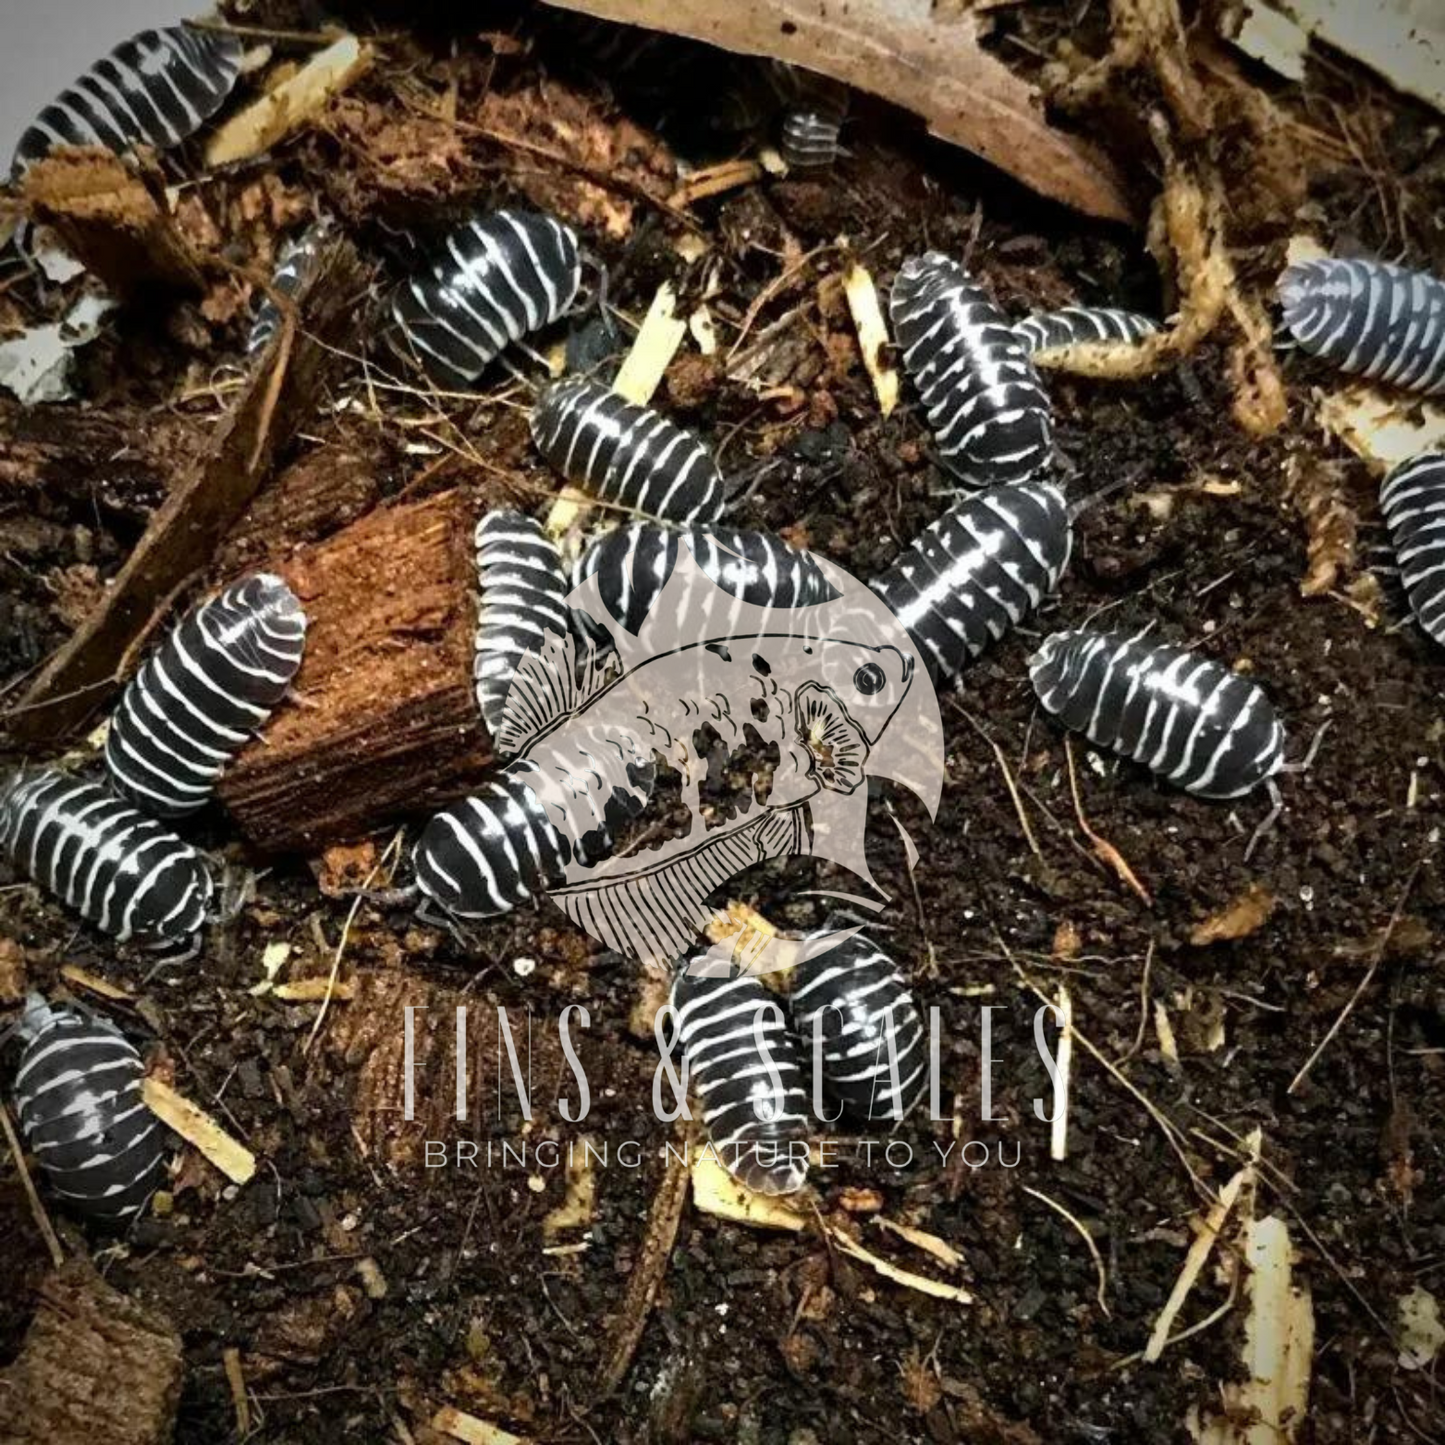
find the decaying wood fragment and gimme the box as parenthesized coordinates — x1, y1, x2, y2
(843, 263, 899, 417)
(5, 237, 369, 747)
(431, 1406, 531, 1445)
(141, 1077, 258, 1186)
(218, 490, 492, 852)
(205, 36, 372, 165)
(0, 1261, 184, 1445)
(540, 0, 1133, 222)
(19, 148, 205, 294)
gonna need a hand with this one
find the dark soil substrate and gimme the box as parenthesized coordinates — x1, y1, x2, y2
(2, 7, 1444, 1443)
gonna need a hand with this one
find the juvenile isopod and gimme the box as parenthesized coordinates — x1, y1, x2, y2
(890, 253, 1054, 488)
(247, 226, 324, 356)
(10, 25, 242, 174)
(391, 209, 581, 386)
(10, 994, 167, 1223)
(0, 770, 213, 949)
(1277, 257, 1445, 394)
(473, 511, 571, 739)
(1029, 629, 1304, 851)
(788, 930, 925, 1122)
(531, 377, 727, 524)
(669, 965, 810, 1194)
(1014, 307, 1160, 355)
(573, 521, 836, 636)
(870, 481, 1071, 685)
(779, 109, 843, 168)
(105, 574, 306, 818)
(1379, 451, 1445, 645)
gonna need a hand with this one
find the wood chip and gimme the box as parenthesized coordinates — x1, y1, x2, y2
(206, 36, 372, 165)
(843, 262, 899, 417)
(272, 977, 357, 1002)
(542, 1139, 597, 1236)
(356, 1256, 388, 1300)
(828, 1227, 973, 1303)
(870, 1215, 967, 1269)
(690, 1150, 806, 1230)
(1317, 383, 1445, 472)
(223, 1346, 251, 1438)
(431, 1406, 531, 1445)
(670, 157, 764, 206)
(141, 1077, 257, 1186)
(58, 963, 133, 1000)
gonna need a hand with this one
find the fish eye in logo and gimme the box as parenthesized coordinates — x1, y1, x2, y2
(494, 540, 945, 977)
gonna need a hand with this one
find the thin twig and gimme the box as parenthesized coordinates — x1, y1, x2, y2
(1065, 738, 1151, 904)
(1288, 858, 1422, 1094)
(1022, 1185, 1108, 1316)
(0, 1098, 65, 1268)
(948, 700, 1040, 857)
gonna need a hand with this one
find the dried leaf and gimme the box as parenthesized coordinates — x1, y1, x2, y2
(1190, 884, 1276, 945)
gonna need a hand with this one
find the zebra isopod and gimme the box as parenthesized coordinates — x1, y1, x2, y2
(573, 521, 836, 637)
(413, 732, 654, 921)
(531, 377, 727, 524)
(391, 209, 581, 386)
(106, 574, 306, 818)
(869, 481, 1071, 685)
(890, 253, 1054, 488)
(789, 930, 925, 1122)
(1379, 451, 1445, 646)
(11, 994, 166, 1223)
(1029, 629, 1286, 801)
(10, 25, 241, 173)
(779, 109, 843, 168)
(0, 769, 212, 948)
(1014, 306, 1160, 356)
(1277, 257, 1445, 395)
(247, 227, 324, 356)
(474, 511, 571, 739)
(669, 966, 811, 1195)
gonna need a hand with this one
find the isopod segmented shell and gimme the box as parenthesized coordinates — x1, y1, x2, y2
(870, 481, 1071, 684)
(1379, 451, 1445, 646)
(573, 522, 836, 636)
(789, 930, 925, 1122)
(247, 226, 325, 356)
(1277, 257, 1445, 395)
(779, 109, 843, 168)
(12, 995, 166, 1223)
(106, 574, 306, 818)
(0, 769, 212, 947)
(474, 511, 571, 740)
(531, 378, 727, 524)
(391, 209, 581, 385)
(1029, 629, 1285, 799)
(1014, 306, 1160, 355)
(669, 966, 810, 1195)
(890, 253, 1054, 487)
(10, 25, 243, 174)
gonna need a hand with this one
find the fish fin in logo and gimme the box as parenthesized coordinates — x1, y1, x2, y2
(549, 806, 805, 969)
(496, 623, 614, 757)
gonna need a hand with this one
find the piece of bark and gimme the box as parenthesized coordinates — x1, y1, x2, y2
(541, 0, 1134, 222)
(19, 148, 206, 294)
(217, 490, 492, 852)
(217, 442, 382, 574)
(4, 237, 371, 748)
(0, 1260, 184, 1445)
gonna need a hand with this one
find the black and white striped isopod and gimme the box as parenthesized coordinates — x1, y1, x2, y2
(1277, 258, 1445, 395)
(11, 994, 166, 1223)
(670, 966, 810, 1195)
(1379, 451, 1445, 646)
(0, 769, 212, 948)
(780, 108, 843, 168)
(474, 510, 570, 739)
(391, 209, 581, 386)
(247, 226, 324, 356)
(573, 521, 836, 636)
(789, 930, 925, 1122)
(1014, 307, 1160, 356)
(1029, 629, 1286, 803)
(414, 734, 653, 921)
(10, 25, 242, 174)
(105, 574, 306, 818)
(869, 481, 1071, 685)
(890, 253, 1054, 488)
(531, 377, 727, 524)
